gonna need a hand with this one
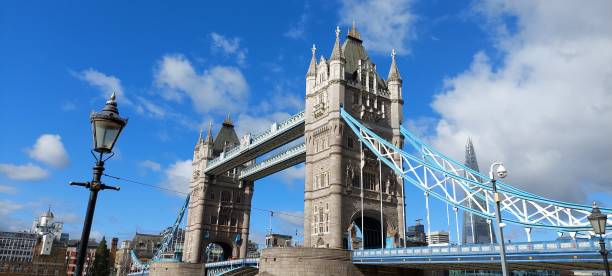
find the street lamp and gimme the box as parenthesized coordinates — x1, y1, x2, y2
(489, 161, 509, 276)
(70, 92, 127, 276)
(588, 202, 610, 276)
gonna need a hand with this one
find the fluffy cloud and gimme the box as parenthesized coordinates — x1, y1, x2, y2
(277, 164, 305, 188)
(210, 32, 247, 66)
(139, 160, 162, 172)
(285, 5, 309, 40)
(339, 0, 416, 55)
(77, 68, 168, 118)
(28, 134, 69, 168)
(0, 185, 17, 194)
(77, 68, 131, 105)
(0, 163, 48, 181)
(0, 200, 26, 231)
(234, 112, 291, 136)
(161, 160, 192, 195)
(155, 55, 249, 114)
(426, 1, 612, 202)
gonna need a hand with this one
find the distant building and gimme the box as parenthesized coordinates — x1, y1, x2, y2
(406, 220, 426, 244)
(30, 208, 64, 255)
(265, 234, 293, 248)
(427, 231, 450, 246)
(114, 240, 140, 276)
(131, 232, 162, 263)
(0, 208, 70, 275)
(114, 240, 132, 276)
(66, 239, 98, 275)
(109, 237, 118, 272)
(462, 139, 496, 245)
(0, 231, 37, 274)
(246, 240, 260, 258)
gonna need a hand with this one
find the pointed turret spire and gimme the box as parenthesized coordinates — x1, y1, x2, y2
(464, 137, 480, 172)
(348, 20, 362, 40)
(223, 113, 234, 127)
(330, 26, 343, 60)
(204, 121, 213, 144)
(195, 128, 203, 149)
(387, 49, 402, 81)
(307, 44, 317, 77)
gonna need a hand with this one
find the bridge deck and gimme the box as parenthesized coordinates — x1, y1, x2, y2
(205, 111, 304, 175)
(239, 143, 305, 180)
(352, 239, 610, 270)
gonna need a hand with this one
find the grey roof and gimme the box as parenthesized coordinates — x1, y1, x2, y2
(307, 45, 317, 77)
(341, 35, 387, 90)
(213, 117, 240, 155)
(387, 52, 402, 81)
(330, 29, 343, 60)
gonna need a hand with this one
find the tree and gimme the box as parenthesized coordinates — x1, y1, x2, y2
(91, 236, 110, 276)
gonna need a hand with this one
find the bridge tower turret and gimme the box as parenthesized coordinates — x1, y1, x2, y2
(304, 24, 405, 249)
(183, 119, 253, 264)
(306, 44, 317, 94)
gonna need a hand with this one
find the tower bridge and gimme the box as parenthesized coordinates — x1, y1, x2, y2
(128, 24, 611, 275)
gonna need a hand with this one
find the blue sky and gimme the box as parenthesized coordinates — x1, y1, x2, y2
(1, 0, 611, 244)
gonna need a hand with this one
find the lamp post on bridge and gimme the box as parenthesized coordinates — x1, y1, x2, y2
(70, 92, 127, 276)
(588, 202, 610, 276)
(489, 161, 509, 276)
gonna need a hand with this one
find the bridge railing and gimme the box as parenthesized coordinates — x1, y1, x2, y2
(205, 111, 305, 171)
(352, 239, 611, 258)
(204, 257, 260, 268)
(240, 142, 305, 178)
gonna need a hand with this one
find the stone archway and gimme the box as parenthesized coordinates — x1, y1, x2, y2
(349, 210, 387, 249)
(204, 241, 233, 262)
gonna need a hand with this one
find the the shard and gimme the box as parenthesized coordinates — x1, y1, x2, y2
(461, 138, 496, 244)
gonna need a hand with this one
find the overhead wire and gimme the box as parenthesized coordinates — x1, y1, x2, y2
(103, 173, 303, 219)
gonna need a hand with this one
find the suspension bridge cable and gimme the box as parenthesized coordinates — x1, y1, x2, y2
(102, 173, 303, 219)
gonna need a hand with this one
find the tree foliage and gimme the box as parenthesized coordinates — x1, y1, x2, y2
(91, 236, 110, 276)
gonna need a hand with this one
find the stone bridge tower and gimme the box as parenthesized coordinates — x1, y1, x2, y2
(182, 118, 253, 263)
(303, 25, 406, 249)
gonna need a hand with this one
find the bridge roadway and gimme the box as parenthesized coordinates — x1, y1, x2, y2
(204, 111, 304, 176)
(352, 239, 610, 271)
(239, 143, 305, 180)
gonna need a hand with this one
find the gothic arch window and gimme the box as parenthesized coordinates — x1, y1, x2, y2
(221, 191, 231, 202)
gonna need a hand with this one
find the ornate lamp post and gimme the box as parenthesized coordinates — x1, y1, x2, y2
(588, 202, 610, 276)
(70, 92, 127, 275)
(489, 161, 509, 276)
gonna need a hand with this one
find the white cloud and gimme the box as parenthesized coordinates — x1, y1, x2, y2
(0, 200, 26, 231)
(0, 163, 48, 181)
(0, 185, 17, 194)
(277, 164, 305, 188)
(285, 6, 309, 40)
(139, 160, 162, 172)
(339, 0, 416, 55)
(78, 68, 131, 105)
(210, 32, 247, 66)
(154, 55, 249, 114)
(28, 134, 69, 168)
(426, 0, 612, 202)
(235, 112, 291, 136)
(161, 160, 192, 195)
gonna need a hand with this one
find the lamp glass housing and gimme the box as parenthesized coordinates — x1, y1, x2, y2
(588, 206, 607, 235)
(91, 116, 125, 153)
